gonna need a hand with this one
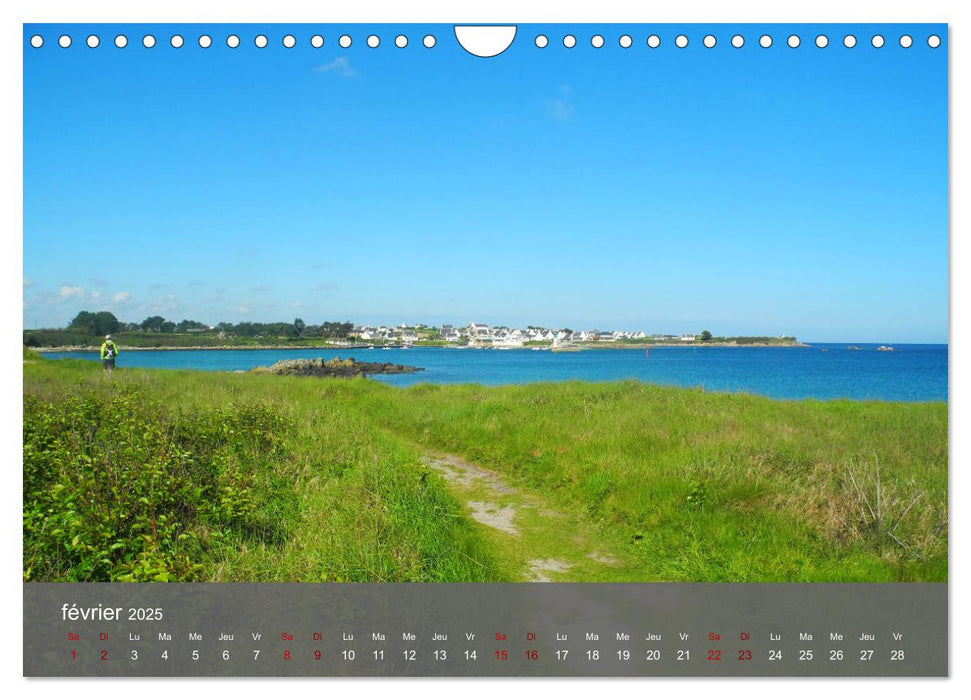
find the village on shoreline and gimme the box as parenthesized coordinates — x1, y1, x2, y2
(28, 318, 807, 353)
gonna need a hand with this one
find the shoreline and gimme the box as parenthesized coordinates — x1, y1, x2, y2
(34, 342, 813, 353)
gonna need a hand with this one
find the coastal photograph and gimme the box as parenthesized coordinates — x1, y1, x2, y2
(23, 24, 947, 584)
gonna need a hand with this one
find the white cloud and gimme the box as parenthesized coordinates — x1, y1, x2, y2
(59, 285, 84, 299)
(23, 278, 34, 288)
(238, 302, 251, 314)
(113, 291, 131, 303)
(91, 290, 101, 300)
(314, 57, 357, 77)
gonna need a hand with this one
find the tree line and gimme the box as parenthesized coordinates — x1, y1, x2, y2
(59, 311, 354, 339)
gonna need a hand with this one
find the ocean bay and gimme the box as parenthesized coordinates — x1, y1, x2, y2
(41, 343, 948, 402)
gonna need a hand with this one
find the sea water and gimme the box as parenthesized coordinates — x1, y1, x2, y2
(40, 343, 948, 402)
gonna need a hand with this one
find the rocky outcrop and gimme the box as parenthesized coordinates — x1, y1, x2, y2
(250, 357, 423, 377)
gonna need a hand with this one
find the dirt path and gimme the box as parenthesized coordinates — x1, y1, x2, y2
(422, 453, 626, 582)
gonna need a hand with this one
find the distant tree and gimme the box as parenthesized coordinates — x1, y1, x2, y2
(293, 318, 306, 337)
(176, 319, 208, 332)
(700, 330, 713, 342)
(94, 311, 120, 335)
(68, 310, 120, 336)
(234, 322, 261, 337)
(140, 315, 167, 332)
(319, 321, 353, 339)
(67, 311, 98, 333)
(160, 321, 177, 333)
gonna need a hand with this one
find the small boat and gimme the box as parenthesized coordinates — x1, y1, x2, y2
(877, 345, 895, 352)
(847, 345, 863, 351)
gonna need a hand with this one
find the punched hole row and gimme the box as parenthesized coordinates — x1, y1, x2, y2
(28, 31, 942, 51)
(28, 33, 436, 49)
(538, 33, 940, 49)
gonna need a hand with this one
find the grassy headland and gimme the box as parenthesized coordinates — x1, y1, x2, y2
(23, 352, 947, 583)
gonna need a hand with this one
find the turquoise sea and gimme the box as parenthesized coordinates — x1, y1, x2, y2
(41, 343, 948, 402)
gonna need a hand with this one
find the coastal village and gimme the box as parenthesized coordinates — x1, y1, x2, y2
(350, 322, 699, 347)
(22, 310, 801, 350)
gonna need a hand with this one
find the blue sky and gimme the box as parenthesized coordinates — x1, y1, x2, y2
(23, 23, 948, 342)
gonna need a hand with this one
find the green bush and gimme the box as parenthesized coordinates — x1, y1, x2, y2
(23, 388, 291, 582)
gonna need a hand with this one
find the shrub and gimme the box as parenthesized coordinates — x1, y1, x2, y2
(23, 388, 291, 582)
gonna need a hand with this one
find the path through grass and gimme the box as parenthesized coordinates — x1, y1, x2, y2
(420, 452, 635, 581)
(24, 354, 947, 582)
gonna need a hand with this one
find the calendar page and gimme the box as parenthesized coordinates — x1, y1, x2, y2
(20, 7, 950, 682)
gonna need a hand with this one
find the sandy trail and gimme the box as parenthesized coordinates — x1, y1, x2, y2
(423, 453, 618, 581)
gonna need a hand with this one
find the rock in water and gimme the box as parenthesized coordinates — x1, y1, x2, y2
(250, 357, 423, 377)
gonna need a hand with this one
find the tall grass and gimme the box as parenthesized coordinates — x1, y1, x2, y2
(350, 381, 948, 582)
(23, 359, 505, 582)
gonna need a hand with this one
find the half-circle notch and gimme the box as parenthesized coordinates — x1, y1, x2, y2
(454, 25, 517, 57)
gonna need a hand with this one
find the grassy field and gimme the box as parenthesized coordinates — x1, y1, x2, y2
(22, 352, 947, 583)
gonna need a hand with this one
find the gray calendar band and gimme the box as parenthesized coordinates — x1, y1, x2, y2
(24, 582, 947, 677)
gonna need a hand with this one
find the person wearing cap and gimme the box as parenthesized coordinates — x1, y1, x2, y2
(100, 334, 119, 372)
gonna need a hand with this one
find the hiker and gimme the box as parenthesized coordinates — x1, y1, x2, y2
(100, 334, 119, 372)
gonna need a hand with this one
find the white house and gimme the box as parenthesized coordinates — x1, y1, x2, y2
(493, 334, 524, 348)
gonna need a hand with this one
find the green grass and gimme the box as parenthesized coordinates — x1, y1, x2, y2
(352, 381, 947, 581)
(23, 359, 506, 583)
(23, 356, 947, 583)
